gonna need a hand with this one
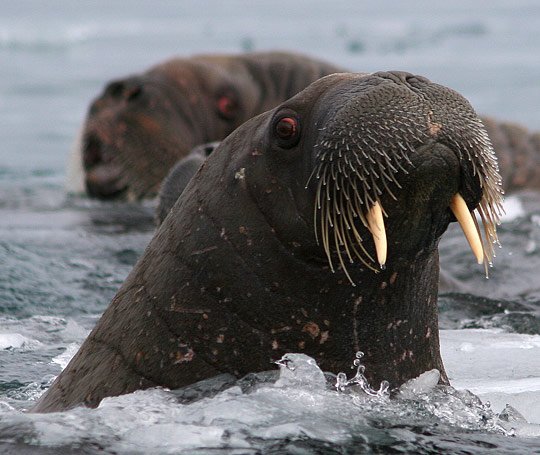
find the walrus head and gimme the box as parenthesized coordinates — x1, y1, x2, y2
(307, 73, 503, 281)
(79, 52, 344, 200)
(229, 71, 503, 278)
(81, 59, 261, 199)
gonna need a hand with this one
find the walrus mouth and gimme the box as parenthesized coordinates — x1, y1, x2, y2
(83, 133, 128, 199)
(309, 73, 504, 285)
(360, 194, 491, 271)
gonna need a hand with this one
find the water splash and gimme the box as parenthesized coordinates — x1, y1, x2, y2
(0, 333, 42, 351)
(335, 351, 390, 397)
(397, 369, 441, 399)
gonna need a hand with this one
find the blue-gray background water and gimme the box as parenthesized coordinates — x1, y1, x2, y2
(1, 1, 540, 453)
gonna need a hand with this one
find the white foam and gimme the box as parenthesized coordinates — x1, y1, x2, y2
(0, 333, 42, 351)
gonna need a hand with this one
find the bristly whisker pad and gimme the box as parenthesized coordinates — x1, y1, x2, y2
(304, 83, 503, 285)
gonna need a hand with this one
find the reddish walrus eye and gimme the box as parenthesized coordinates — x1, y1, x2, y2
(274, 116, 300, 148)
(275, 117, 297, 138)
(217, 95, 238, 120)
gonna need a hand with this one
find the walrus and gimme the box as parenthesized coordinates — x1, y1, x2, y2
(70, 51, 344, 199)
(36, 71, 503, 412)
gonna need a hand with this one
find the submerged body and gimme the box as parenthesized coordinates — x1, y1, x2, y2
(482, 117, 540, 193)
(35, 71, 502, 412)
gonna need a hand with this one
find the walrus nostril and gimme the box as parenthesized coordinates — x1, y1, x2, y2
(105, 80, 125, 98)
(104, 80, 143, 102)
(82, 134, 104, 169)
(372, 71, 411, 84)
(371, 71, 429, 87)
(405, 75, 421, 84)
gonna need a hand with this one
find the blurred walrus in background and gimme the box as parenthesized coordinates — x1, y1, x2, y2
(37, 71, 503, 412)
(67, 51, 344, 200)
(481, 117, 540, 193)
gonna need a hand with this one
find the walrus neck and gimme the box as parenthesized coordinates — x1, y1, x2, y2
(190, 147, 447, 389)
(345, 251, 447, 389)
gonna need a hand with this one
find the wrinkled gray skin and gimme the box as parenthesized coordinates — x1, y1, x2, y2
(34, 71, 500, 412)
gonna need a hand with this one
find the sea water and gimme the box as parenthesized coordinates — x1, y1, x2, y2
(1, 0, 539, 453)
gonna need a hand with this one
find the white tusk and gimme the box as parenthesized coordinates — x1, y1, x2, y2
(450, 193, 484, 264)
(367, 201, 387, 268)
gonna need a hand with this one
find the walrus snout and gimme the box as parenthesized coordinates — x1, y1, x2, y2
(302, 71, 504, 282)
(82, 76, 156, 199)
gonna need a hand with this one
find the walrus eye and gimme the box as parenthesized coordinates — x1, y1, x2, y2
(217, 95, 238, 120)
(274, 116, 300, 148)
